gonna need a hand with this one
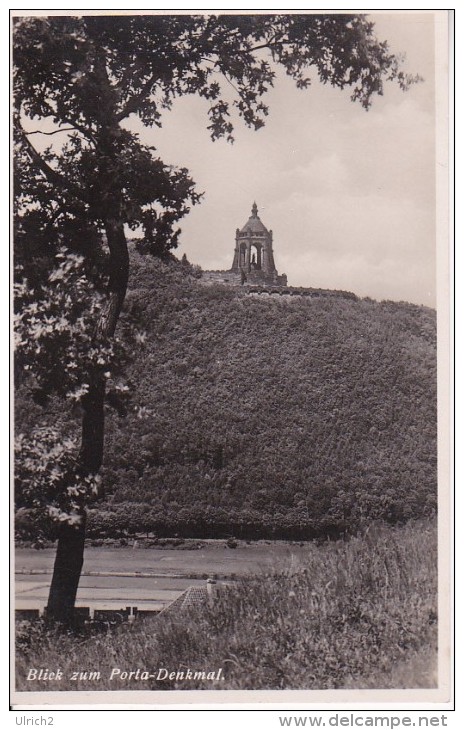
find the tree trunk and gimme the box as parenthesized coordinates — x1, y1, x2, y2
(46, 213, 129, 626)
(45, 513, 87, 625)
(46, 378, 105, 624)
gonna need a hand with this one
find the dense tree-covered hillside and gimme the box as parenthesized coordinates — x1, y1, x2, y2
(16, 250, 437, 539)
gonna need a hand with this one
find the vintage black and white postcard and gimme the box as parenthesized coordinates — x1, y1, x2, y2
(11, 9, 452, 710)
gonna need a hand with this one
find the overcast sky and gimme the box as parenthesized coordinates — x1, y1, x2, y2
(127, 12, 438, 307)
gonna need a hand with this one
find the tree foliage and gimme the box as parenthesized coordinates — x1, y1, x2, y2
(15, 428, 100, 527)
(14, 249, 138, 411)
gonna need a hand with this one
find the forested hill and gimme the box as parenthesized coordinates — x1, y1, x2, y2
(78, 249, 435, 539)
(16, 250, 436, 540)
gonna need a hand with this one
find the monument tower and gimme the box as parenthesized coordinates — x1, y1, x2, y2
(230, 203, 287, 286)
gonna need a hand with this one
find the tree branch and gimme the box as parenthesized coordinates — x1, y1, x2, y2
(116, 74, 159, 122)
(219, 69, 240, 95)
(57, 117, 98, 147)
(18, 127, 90, 204)
(35, 98, 97, 146)
(249, 40, 287, 54)
(25, 128, 77, 136)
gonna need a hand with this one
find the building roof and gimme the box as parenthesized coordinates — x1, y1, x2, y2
(240, 202, 269, 235)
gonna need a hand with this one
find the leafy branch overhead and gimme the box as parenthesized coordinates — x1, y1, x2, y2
(14, 14, 420, 152)
(13, 13, 422, 290)
(14, 14, 420, 263)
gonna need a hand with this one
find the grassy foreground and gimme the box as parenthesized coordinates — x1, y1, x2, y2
(16, 520, 437, 691)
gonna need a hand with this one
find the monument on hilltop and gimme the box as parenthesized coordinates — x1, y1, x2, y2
(230, 202, 287, 286)
(201, 202, 288, 287)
